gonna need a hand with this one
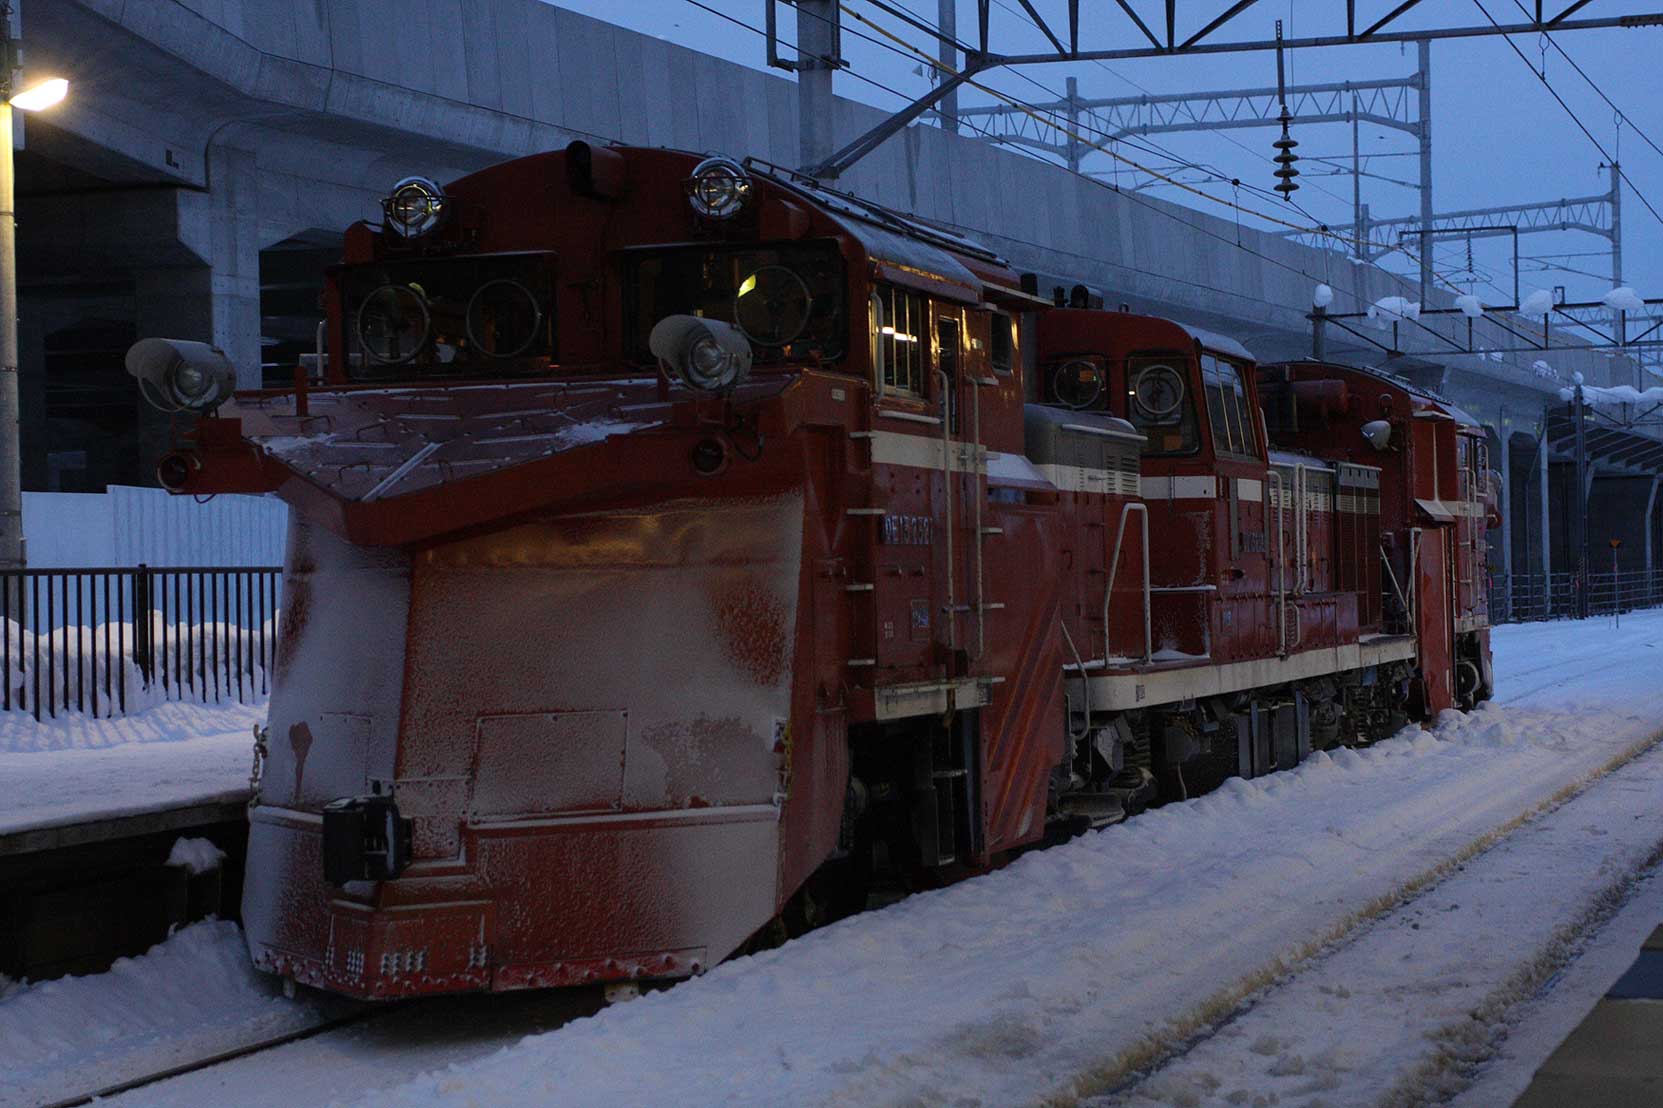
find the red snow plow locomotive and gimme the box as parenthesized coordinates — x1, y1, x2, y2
(127, 144, 1492, 1000)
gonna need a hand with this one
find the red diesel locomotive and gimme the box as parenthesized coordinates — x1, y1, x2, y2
(125, 143, 1493, 1000)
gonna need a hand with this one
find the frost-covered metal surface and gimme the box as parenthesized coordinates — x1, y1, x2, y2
(243, 492, 806, 997)
(232, 380, 682, 502)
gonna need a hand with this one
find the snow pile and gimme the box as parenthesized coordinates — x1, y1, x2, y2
(166, 836, 226, 875)
(1312, 283, 1334, 308)
(1455, 293, 1484, 318)
(1602, 285, 1646, 313)
(1559, 382, 1663, 406)
(1367, 296, 1419, 329)
(1532, 359, 1561, 382)
(1521, 289, 1555, 317)
(1, 614, 274, 739)
(0, 920, 339, 1108)
(0, 710, 258, 834)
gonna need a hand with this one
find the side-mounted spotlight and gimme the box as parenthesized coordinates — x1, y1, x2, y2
(649, 315, 753, 393)
(125, 338, 237, 413)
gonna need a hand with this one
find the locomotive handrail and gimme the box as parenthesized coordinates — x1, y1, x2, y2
(1408, 527, 1422, 630)
(1293, 463, 1310, 596)
(1268, 469, 1288, 656)
(1058, 618, 1093, 754)
(1102, 502, 1152, 665)
(972, 376, 985, 661)
(1381, 546, 1411, 631)
(938, 369, 956, 659)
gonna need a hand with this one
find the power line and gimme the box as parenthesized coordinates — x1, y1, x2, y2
(680, 0, 1581, 371)
(1507, 0, 1663, 166)
(1472, 0, 1663, 237)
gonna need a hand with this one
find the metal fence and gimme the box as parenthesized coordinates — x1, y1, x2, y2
(1, 565, 282, 722)
(1488, 570, 1663, 624)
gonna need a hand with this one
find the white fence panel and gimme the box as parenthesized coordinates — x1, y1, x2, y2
(23, 486, 287, 568)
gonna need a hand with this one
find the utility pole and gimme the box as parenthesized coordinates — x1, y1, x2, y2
(1572, 382, 1589, 619)
(937, 0, 958, 134)
(1351, 91, 1364, 262)
(796, 0, 841, 172)
(1417, 38, 1433, 304)
(1609, 160, 1623, 287)
(1065, 77, 1081, 173)
(0, 3, 21, 580)
(1607, 160, 1631, 385)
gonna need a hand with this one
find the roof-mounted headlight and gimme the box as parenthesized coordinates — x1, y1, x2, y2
(685, 156, 753, 220)
(125, 338, 237, 413)
(649, 315, 753, 393)
(382, 176, 449, 238)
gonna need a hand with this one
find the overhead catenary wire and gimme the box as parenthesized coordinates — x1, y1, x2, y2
(673, 0, 1596, 370)
(1506, 0, 1663, 166)
(1472, 0, 1663, 236)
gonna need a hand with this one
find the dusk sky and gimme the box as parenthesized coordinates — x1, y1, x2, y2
(552, 1, 1663, 325)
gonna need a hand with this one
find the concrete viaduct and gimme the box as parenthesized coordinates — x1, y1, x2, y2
(20, 0, 1663, 600)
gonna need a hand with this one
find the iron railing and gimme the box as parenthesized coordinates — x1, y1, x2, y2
(1488, 570, 1663, 624)
(1, 565, 282, 722)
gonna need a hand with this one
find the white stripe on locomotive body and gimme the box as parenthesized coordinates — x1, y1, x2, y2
(1139, 475, 1217, 500)
(1035, 462, 1140, 496)
(1072, 634, 1418, 713)
(868, 430, 986, 474)
(1236, 477, 1263, 502)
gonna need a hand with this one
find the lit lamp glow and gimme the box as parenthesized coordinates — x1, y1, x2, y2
(9, 77, 67, 112)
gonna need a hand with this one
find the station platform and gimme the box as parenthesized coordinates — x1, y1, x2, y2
(0, 716, 257, 982)
(1513, 923, 1663, 1106)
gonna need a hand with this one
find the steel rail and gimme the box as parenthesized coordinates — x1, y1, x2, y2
(39, 1004, 380, 1108)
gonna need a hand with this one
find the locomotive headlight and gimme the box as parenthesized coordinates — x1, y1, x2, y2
(685, 156, 753, 220)
(125, 338, 236, 413)
(382, 176, 449, 238)
(649, 315, 753, 393)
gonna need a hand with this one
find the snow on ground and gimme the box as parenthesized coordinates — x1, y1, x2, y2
(343, 610, 1663, 1108)
(0, 699, 260, 834)
(0, 920, 348, 1108)
(1103, 732, 1663, 1107)
(2, 616, 273, 752)
(7, 611, 1661, 1107)
(1451, 866, 1663, 1107)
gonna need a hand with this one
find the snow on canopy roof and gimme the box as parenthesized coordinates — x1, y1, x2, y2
(1561, 383, 1663, 406)
(1174, 322, 1254, 362)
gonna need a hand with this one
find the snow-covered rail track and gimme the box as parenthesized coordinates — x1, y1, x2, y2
(1085, 727, 1663, 1107)
(38, 1006, 377, 1108)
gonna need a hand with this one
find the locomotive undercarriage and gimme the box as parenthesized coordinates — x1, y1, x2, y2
(1055, 660, 1416, 829)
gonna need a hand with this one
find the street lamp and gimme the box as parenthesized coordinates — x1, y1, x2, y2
(10, 76, 65, 112)
(0, 63, 69, 580)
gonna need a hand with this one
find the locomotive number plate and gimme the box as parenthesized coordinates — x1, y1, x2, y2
(881, 514, 933, 545)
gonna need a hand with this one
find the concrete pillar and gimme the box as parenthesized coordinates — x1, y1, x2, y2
(1586, 475, 1655, 573)
(1496, 429, 1512, 582)
(796, 0, 839, 171)
(127, 144, 261, 485)
(1538, 442, 1552, 580)
(1646, 476, 1659, 573)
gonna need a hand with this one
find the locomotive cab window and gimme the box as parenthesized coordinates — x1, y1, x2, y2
(1127, 353, 1199, 456)
(340, 252, 556, 379)
(625, 240, 846, 366)
(1200, 353, 1260, 459)
(989, 311, 1014, 374)
(871, 283, 925, 396)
